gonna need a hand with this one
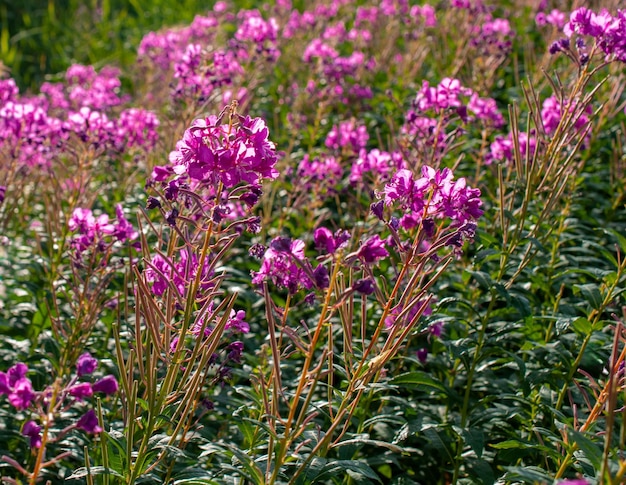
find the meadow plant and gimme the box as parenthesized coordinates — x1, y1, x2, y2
(1, 1, 626, 484)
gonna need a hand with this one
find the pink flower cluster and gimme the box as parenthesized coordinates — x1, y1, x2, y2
(144, 251, 213, 298)
(138, 13, 220, 70)
(536, 9, 567, 29)
(297, 154, 343, 194)
(69, 205, 138, 256)
(0, 67, 159, 172)
(350, 149, 405, 185)
(325, 119, 369, 152)
(164, 113, 279, 189)
(403, 78, 504, 158)
(1, 355, 118, 448)
(252, 237, 330, 294)
(563, 8, 626, 62)
(410, 78, 504, 126)
(172, 45, 244, 101)
(541, 95, 591, 136)
(487, 132, 537, 165)
(382, 166, 483, 231)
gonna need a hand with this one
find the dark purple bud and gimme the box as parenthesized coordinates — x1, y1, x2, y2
(166, 208, 179, 226)
(456, 105, 468, 122)
(22, 420, 42, 448)
(249, 243, 266, 259)
(245, 216, 261, 234)
(76, 409, 102, 434)
(422, 218, 436, 239)
(92, 375, 118, 395)
(270, 237, 292, 253)
(549, 37, 569, 55)
(165, 180, 180, 201)
(460, 221, 477, 241)
(333, 229, 351, 248)
(447, 232, 464, 248)
(429, 321, 443, 337)
(389, 217, 400, 231)
(227, 341, 244, 363)
(146, 196, 161, 210)
(353, 278, 375, 295)
(212, 205, 230, 223)
(240, 186, 263, 207)
(416, 348, 428, 363)
(313, 264, 330, 289)
(76, 352, 98, 377)
(0, 186, 5, 204)
(303, 292, 316, 306)
(370, 200, 385, 220)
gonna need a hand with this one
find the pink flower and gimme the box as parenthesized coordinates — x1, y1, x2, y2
(357, 235, 389, 264)
(22, 421, 42, 448)
(8, 378, 35, 410)
(77, 409, 103, 434)
(69, 382, 94, 401)
(92, 375, 119, 395)
(76, 352, 98, 377)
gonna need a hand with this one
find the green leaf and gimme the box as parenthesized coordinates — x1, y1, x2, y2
(389, 371, 448, 394)
(67, 466, 124, 479)
(569, 430, 603, 471)
(310, 460, 382, 484)
(501, 466, 553, 483)
(574, 283, 603, 310)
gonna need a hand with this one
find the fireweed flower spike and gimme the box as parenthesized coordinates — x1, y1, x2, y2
(165, 112, 279, 189)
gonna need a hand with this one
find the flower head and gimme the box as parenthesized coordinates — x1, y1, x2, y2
(76, 409, 103, 434)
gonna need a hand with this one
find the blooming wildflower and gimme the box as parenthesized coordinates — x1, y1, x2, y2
(92, 375, 119, 395)
(383, 166, 483, 231)
(487, 132, 537, 165)
(22, 421, 42, 448)
(8, 378, 36, 410)
(297, 155, 343, 193)
(115, 108, 160, 150)
(325, 120, 369, 152)
(314, 227, 350, 255)
(76, 409, 103, 434)
(357, 235, 389, 264)
(69, 382, 94, 401)
(166, 114, 278, 188)
(353, 278, 375, 295)
(541, 95, 591, 136)
(226, 309, 250, 333)
(252, 237, 314, 293)
(76, 352, 98, 377)
(350, 149, 405, 184)
(7, 362, 28, 386)
(562, 8, 626, 62)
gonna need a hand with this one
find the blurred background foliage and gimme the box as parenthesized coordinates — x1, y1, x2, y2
(0, 0, 225, 91)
